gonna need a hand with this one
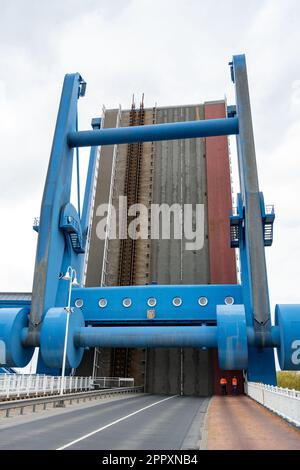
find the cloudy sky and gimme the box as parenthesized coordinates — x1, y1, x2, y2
(0, 0, 299, 315)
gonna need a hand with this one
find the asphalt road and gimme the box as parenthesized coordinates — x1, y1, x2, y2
(0, 394, 209, 450)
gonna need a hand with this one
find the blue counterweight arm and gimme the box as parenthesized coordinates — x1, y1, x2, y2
(27, 74, 86, 345)
(231, 55, 272, 340)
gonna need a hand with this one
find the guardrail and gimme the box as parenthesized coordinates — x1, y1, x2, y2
(0, 386, 144, 418)
(0, 374, 93, 400)
(0, 375, 135, 400)
(93, 377, 134, 389)
(246, 382, 300, 427)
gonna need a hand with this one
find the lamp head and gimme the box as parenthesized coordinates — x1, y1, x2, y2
(62, 271, 71, 281)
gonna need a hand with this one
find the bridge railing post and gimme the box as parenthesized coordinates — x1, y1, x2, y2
(6, 375, 11, 399)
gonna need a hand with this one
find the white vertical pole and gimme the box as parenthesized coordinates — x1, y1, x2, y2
(6, 375, 11, 399)
(17, 375, 21, 398)
(43, 375, 46, 395)
(26, 375, 31, 396)
(60, 305, 71, 395)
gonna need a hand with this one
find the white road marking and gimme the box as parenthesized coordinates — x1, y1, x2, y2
(57, 395, 177, 450)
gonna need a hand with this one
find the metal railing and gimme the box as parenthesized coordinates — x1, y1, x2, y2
(265, 204, 275, 215)
(0, 386, 144, 418)
(100, 104, 122, 288)
(246, 382, 300, 427)
(33, 217, 40, 227)
(0, 374, 135, 401)
(92, 377, 134, 389)
(0, 374, 93, 400)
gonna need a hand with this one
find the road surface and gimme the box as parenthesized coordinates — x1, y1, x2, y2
(0, 394, 209, 450)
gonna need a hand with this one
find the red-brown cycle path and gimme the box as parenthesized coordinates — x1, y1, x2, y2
(206, 395, 300, 450)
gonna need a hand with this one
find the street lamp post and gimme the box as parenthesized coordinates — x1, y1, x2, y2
(59, 266, 79, 399)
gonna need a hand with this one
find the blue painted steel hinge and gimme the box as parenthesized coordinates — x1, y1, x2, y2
(229, 61, 235, 83)
(78, 75, 87, 98)
(230, 195, 243, 248)
(33, 217, 40, 233)
(60, 203, 85, 253)
(227, 105, 237, 118)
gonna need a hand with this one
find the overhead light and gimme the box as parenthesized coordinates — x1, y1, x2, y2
(198, 297, 208, 307)
(75, 299, 84, 308)
(98, 298, 107, 308)
(123, 298, 132, 308)
(72, 276, 79, 287)
(225, 296, 235, 306)
(172, 297, 182, 307)
(147, 298, 157, 307)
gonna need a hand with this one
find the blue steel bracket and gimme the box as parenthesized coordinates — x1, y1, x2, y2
(60, 203, 85, 254)
(0, 308, 34, 367)
(217, 305, 248, 370)
(230, 193, 275, 248)
(79, 79, 87, 98)
(275, 305, 300, 370)
(71, 284, 243, 325)
(259, 193, 275, 247)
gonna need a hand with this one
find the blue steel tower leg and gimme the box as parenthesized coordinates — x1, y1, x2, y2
(26, 74, 86, 372)
(35, 107, 102, 374)
(232, 55, 276, 384)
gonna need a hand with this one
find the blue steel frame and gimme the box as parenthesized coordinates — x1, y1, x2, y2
(1, 55, 300, 380)
(230, 56, 277, 383)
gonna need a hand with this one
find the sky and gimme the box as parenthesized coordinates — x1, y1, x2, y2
(0, 0, 300, 317)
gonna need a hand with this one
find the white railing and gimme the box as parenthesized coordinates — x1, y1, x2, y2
(246, 382, 300, 427)
(0, 374, 93, 400)
(92, 377, 134, 389)
(0, 374, 135, 401)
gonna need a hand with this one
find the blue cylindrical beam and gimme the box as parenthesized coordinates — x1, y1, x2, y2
(74, 325, 281, 349)
(247, 326, 280, 347)
(74, 326, 218, 349)
(68, 117, 239, 148)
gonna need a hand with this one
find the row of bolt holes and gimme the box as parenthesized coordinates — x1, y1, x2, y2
(74, 296, 235, 309)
